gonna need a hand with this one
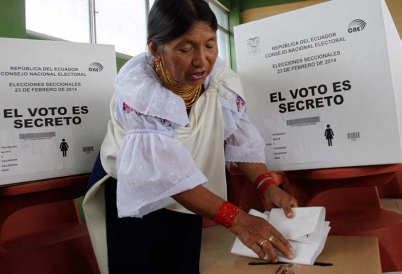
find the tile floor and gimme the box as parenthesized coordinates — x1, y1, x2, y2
(200, 198, 402, 273)
(380, 198, 402, 215)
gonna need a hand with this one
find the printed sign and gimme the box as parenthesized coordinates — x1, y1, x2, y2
(0, 38, 116, 185)
(235, 0, 402, 171)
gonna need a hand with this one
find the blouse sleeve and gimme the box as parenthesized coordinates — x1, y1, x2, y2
(115, 99, 207, 218)
(221, 91, 266, 164)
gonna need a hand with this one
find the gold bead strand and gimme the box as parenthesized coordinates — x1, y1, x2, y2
(155, 59, 203, 109)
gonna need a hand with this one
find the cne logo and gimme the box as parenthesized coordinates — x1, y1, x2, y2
(88, 62, 104, 72)
(348, 19, 367, 33)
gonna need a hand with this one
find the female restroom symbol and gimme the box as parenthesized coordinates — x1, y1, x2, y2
(324, 125, 334, 146)
(60, 139, 69, 157)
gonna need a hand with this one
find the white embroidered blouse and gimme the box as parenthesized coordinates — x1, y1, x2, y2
(108, 53, 265, 217)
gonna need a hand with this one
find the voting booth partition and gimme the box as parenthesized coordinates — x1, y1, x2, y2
(0, 38, 116, 273)
(0, 38, 116, 185)
(235, 0, 402, 172)
(234, 0, 402, 271)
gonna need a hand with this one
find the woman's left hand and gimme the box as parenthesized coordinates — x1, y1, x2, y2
(235, 162, 298, 218)
(261, 184, 298, 218)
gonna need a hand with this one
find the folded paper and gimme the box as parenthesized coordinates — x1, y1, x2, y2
(231, 207, 331, 265)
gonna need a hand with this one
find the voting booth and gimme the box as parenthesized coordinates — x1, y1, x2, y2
(0, 38, 116, 273)
(235, 0, 402, 172)
(234, 0, 402, 271)
(0, 38, 116, 186)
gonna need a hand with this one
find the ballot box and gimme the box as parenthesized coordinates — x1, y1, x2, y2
(200, 226, 382, 274)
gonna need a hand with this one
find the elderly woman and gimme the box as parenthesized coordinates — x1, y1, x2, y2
(84, 0, 298, 273)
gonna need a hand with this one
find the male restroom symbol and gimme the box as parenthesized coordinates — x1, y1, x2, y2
(324, 125, 334, 146)
(60, 139, 69, 157)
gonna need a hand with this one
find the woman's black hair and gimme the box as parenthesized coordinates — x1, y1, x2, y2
(147, 0, 218, 45)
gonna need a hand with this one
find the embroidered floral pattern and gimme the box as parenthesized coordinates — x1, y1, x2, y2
(155, 117, 172, 128)
(235, 95, 246, 112)
(123, 102, 135, 113)
(123, 102, 172, 127)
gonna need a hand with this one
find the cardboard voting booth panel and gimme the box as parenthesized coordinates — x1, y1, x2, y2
(234, 0, 402, 171)
(0, 38, 116, 185)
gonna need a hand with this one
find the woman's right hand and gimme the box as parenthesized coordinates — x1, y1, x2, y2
(171, 185, 294, 261)
(228, 210, 295, 262)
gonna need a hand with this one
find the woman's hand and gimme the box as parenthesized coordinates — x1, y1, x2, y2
(172, 182, 297, 262)
(262, 184, 298, 218)
(229, 210, 295, 262)
(235, 162, 298, 218)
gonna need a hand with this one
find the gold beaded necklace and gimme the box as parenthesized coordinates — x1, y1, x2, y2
(154, 59, 203, 109)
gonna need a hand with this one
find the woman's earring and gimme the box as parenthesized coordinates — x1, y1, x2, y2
(155, 58, 162, 75)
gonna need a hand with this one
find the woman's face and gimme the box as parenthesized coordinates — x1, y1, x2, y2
(156, 22, 218, 87)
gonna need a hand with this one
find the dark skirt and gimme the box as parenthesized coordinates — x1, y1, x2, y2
(87, 155, 203, 274)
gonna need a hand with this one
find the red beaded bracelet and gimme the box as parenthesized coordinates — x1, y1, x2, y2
(258, 178, 277, 196)
(214, 201, 241, 228)
(253, 172, 273, 189)
(254, 172, 277, 196)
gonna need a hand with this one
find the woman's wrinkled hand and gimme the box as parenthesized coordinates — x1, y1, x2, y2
(262, 185, 298, 218)
(228, 210, 295, 262)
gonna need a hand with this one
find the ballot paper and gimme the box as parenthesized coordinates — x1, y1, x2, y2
(231, 207, 331, 265)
